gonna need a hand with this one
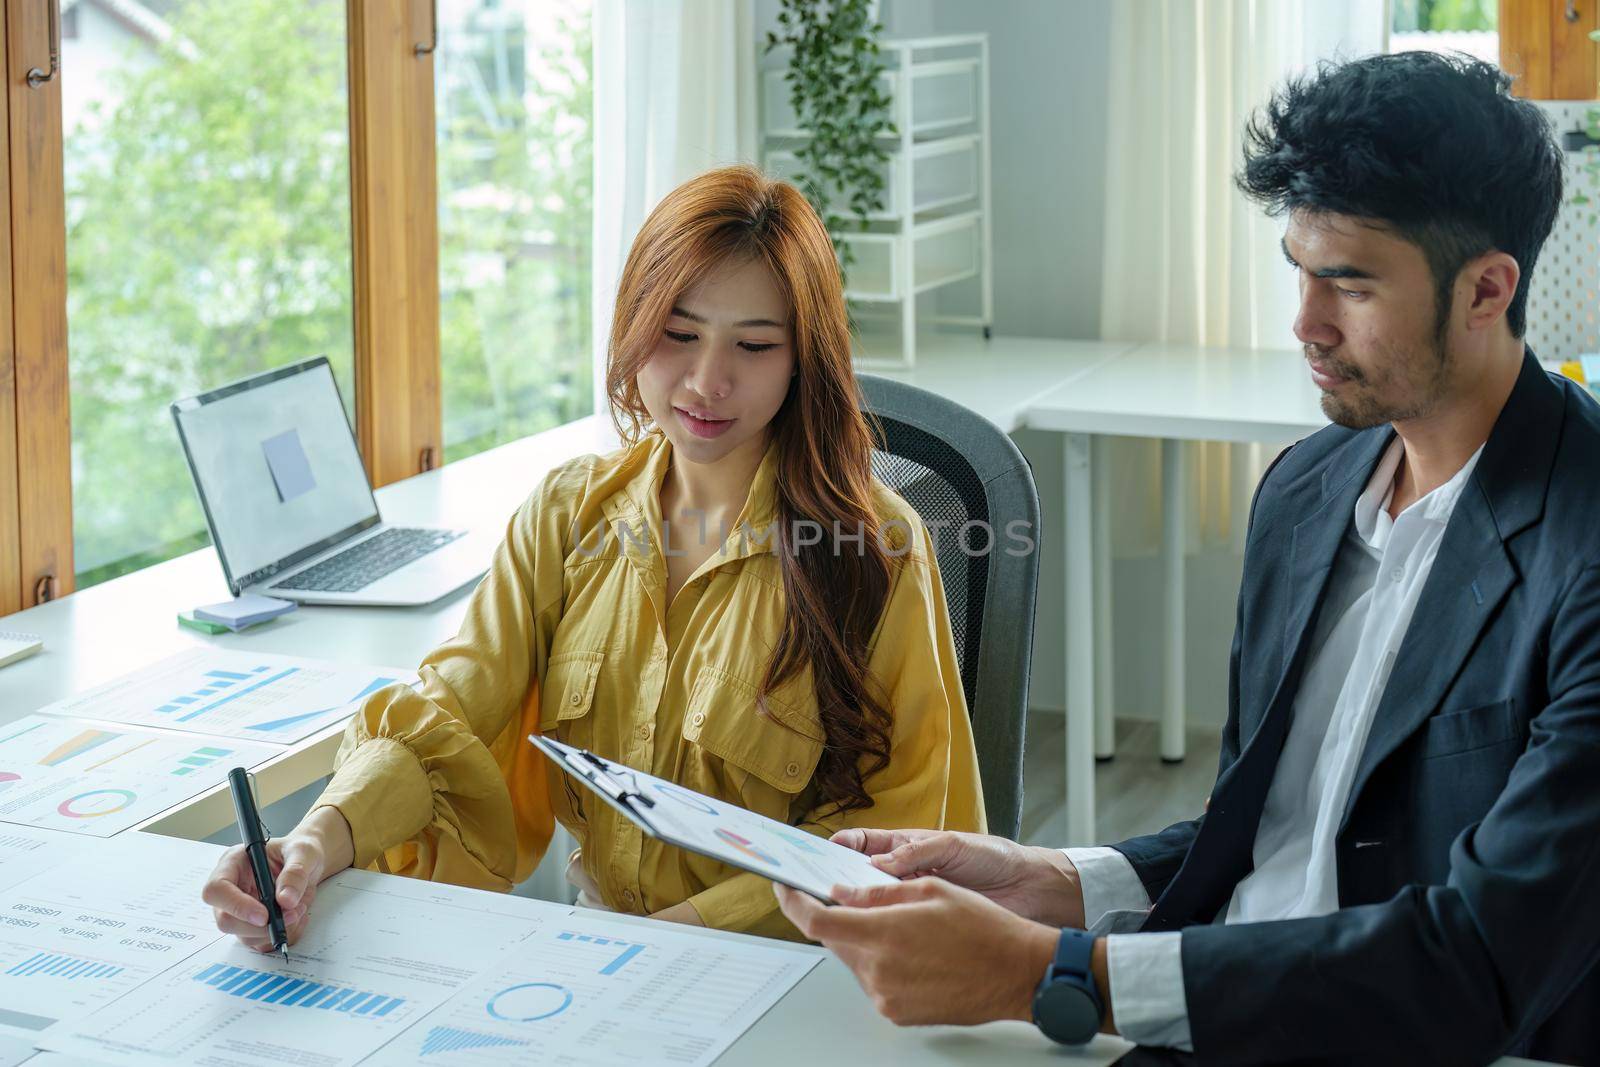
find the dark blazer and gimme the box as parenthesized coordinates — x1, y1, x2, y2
(1113, 352, 1600, 1066)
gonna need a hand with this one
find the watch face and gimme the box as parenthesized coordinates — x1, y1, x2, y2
(1035, 982, 1101, 1045)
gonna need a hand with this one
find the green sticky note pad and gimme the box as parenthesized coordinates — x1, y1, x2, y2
(177, 611, 230, 635)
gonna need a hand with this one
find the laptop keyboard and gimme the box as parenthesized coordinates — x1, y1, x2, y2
(270, 527, 464, 594)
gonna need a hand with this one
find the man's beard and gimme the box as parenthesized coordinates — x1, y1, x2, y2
(1310, 331, 1450, 430)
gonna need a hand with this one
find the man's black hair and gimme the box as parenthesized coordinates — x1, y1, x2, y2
(1238, 51, 1563, 338)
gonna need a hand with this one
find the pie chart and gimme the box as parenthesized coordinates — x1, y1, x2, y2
(56, 789, 137, 818)
(0, 771, 20, 794)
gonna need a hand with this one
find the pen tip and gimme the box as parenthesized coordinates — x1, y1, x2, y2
(281, 945, 290, 962)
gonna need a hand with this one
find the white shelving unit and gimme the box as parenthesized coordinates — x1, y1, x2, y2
(761, 34, 993, 368)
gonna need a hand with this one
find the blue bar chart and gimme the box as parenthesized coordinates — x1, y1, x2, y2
(33, 648, 417, 744)
(420, 1026, 529, 1056)
(191, 963, 405, 1016)
(556, 931, 645, 976)
(6, 953, 124, 980)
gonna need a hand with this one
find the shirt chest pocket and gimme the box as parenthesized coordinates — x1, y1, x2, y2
(538, 650, 605, 749)
(679, 665, 824, 818)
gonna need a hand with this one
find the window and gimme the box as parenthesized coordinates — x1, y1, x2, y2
(435, 0, 593, 464)
(1390, 0, 1498, 62)
(63, 0, 356, 588)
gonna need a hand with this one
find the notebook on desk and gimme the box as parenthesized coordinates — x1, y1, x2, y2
(0, 631, 42, 669)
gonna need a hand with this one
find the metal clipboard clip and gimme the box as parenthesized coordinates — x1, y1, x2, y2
(563, 749, 656, 810)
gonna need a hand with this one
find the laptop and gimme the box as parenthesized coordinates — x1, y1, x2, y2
(172, 356, 492, 606)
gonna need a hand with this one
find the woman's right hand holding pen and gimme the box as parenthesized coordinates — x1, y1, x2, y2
(201, 805, 355, 952)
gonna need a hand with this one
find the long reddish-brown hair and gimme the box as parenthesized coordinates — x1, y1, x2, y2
(605, 165, 893, 815)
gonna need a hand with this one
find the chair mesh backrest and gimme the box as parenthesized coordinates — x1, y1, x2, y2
(871, 417, 989, 716)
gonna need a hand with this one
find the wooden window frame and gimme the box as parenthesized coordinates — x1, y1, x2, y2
(0, 0, 443, 612)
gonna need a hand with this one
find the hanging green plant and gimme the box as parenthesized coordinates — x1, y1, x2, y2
(765, 0, 895, 274)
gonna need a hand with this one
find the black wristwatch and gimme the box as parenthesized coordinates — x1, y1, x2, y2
(1032, 928, 1104, 1045)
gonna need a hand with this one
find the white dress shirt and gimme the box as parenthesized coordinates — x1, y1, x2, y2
(1066, 437, 1483, 1049)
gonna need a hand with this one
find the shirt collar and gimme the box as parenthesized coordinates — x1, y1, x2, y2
(1353, 436, 1486, 550)
(608, 432, 783, 568)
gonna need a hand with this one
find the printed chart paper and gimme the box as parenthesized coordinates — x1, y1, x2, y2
(32, 648, 415, 744)
(364, 911, 819, 1066)
(0, 716, 277, 837)
(0, 834, 223, 1037)
(42, 874, 548, 1067)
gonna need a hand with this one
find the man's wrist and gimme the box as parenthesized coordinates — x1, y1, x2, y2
(1010, 920, 1061, 1023)
(1092, 936, 1117, 1035)
(1029, 846, 1088, 928)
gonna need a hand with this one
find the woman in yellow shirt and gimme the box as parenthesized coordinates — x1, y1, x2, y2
(202, 164, 984, 943)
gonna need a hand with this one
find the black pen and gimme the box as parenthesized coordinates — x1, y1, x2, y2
(227, 767, 289, 961)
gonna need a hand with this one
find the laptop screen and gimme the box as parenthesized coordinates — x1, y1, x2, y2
(172, 358, 379, 592)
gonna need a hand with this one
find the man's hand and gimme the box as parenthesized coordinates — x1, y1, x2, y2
(831, 828, 1087, 928)
(774, 878, 1060, 1027)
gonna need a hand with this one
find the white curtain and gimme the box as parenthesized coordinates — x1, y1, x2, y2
(1100, 0, 1386, 555)
(590, 0, 759, 415)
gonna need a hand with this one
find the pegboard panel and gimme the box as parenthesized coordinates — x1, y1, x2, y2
(1526, 101, 1600, 363)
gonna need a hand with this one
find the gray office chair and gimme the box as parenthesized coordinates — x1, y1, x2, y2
(858, 375, 1042, 841)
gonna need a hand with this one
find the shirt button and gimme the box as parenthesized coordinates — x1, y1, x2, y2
(622, 888, 636, 907)
(569, 692, 583, 706)
(691, 711, 706, 727)
(785, 761, 801, 778)
(1390, 567, 1405, 582)
(636, 723, 652, 740)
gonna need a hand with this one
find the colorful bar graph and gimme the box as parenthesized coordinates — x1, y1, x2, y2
(6, 953, 123, 979)
(170, 746, 233, 777)
(192, 963, 404, 1017)
(421, 1027, 529, 1057)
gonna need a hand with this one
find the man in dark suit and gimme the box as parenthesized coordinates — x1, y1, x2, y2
(776, 53, 1600, 1065)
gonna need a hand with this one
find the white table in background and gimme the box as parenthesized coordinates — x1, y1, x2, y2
(863, 332, 1137, 433)
(1027, 342, 1327, 845)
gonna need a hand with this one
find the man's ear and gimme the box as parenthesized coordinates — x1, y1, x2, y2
(1461, 251, 1521, 333)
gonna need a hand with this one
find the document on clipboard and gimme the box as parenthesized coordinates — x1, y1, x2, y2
(529, 734, 901, 902)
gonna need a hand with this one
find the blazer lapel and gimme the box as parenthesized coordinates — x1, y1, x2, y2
(1260, 429, 1395, 738)
(1339, 351, 1562, 831)
(1142, 427, 1390, 931)
(1338, 486, 1515, 830)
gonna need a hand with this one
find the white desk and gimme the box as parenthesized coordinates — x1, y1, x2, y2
(0, 415, 621, 840)
(1027, 342, 1327, 845)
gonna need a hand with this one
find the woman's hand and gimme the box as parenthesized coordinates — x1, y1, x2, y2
(201, 805, 355, 952)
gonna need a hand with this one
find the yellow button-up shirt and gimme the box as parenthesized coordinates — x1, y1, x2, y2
(315, 432, 985, 939)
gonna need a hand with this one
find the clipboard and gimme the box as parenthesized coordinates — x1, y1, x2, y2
(529, 734, 900, 902)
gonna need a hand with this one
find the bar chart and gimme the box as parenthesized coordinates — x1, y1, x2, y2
(421, 1026, 529, 1056)
(555, 931, 644, 976)
(191, 963, 406, 1016)
(33, 648, 417, 743)
(6, 953, 123, 980)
